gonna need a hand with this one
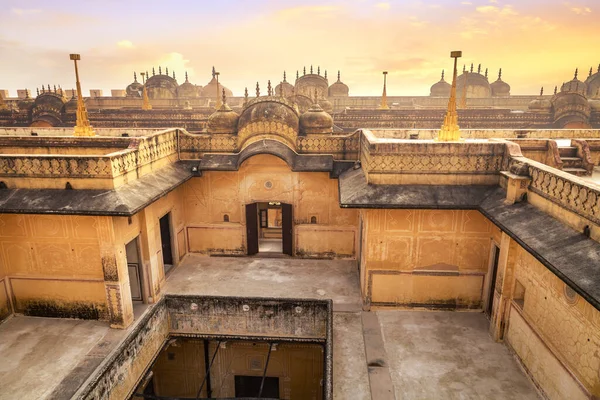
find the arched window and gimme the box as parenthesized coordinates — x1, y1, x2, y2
(223, 214, 230, 222)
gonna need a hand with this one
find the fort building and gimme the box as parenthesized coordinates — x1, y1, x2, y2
(0, 56, 600, 400)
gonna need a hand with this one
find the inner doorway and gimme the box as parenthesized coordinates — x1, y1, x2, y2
(246, 202, 293, 256)
(126, 237, 143, 303)
(485, 244, 501, 317)
(159, 213, 174, 275)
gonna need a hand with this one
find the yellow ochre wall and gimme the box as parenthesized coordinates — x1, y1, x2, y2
(503, 244, 600, 400)
(362, 209, 494, 309)
(0, 214, 107, 320)
(183, 154, 358, 258)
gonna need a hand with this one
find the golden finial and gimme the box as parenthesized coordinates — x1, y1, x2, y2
(438, 51, 462, 142)
(140, 71, 152, 110)
(69, 54, 96, 136)
(378, 71, 389, 110)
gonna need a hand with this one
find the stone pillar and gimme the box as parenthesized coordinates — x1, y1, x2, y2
(500, 171, 530, 205)
(97, 216, 134, 329)
(489, 232, 518, 341)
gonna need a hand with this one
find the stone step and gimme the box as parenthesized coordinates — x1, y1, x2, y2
(560, 157, 584, 168)
(563, 167, 591, 177)
(558, 146, 577, 158)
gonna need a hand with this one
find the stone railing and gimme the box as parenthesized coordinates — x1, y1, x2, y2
(525, 159, 600, 225)
(178, 133, 237, 156)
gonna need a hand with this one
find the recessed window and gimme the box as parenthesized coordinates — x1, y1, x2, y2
(223, 214, 230, 222)
(310, 216, 317, 224)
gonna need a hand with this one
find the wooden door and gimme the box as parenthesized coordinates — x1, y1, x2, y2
(282, 203, 293, 256)
(246, 203, 259, 255)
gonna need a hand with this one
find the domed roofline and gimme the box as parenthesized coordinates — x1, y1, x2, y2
(241, 96, 299, 116)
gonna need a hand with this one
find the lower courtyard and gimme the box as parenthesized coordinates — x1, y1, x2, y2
(0, 256, 540, 400)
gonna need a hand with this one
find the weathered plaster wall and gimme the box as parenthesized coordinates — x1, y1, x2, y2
(183, 154, 358, 258)
(0, 214, 107, 319)
(362, 209, 493, 308)
(149, 340, 324, 399)
(504, 244, 600, 399)
(0, 245, 10, 322)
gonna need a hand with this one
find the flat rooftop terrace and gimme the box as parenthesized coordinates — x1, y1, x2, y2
(0, 256, 541, 399)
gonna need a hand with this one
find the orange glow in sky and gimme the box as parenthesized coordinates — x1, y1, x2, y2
(0, 0, 597, 96)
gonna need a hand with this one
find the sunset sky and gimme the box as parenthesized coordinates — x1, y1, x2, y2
(0, 0, 597, 97)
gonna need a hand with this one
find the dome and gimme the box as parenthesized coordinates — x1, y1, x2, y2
(178, 72, 198, 98)
(126, 72, 143, 98)
(145, 68, 179, 99)
(319, 97, 333, 113)
(200, 68, 233, 98)
(328, 71, 349, 97)
(207, 101, 239, 134)
(275, 72, 295, 97)
(528, 94, 552, 112)
(287, 94, 313, 113)
(295, 66, 329, 99)
(429, 70, 451, 97)
(456, 65, 491, 98)
(238, 96, 299, 148)
(552, 91, 591, 128)
(299, 102, 333, 135)
(584, 65, 600, 99)
(560, 69, 586, 95)
(490, 69, 510, 97)
(63, 93, 78, 113)
(30, 88, 67, 126)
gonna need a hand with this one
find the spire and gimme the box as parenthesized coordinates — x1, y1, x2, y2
(296, 70, 299, 80)
(317, 66, 320, 75)
(212, 66, 216, 78)
(134, 72, 138, 82)
(303, 66, 306, 75)
(477, 64, 481, 74)
(283, 71, 287, 82)
(574, 68, 578, 80)
(463, 64, 466, 73)
(165, 67, 169, 76)
(37, 88, 40, 96)
(485, 68, 488, 79)
(438, 50, 462, 142)
(378, 71, 389, 110)
(244, 87, 248, 106)
(590, 67, 593, 77)
(25, 89, 30, 99)
(314, 88, 318, 104)
(267, 80, 272, 96)
(71, 88, 76, 99)
(540, 87, 544, 96)
(324, 70, 327, 79)
(185, 71, 189, 82)
(222, 87, 226, 105)
(69, 53, 96, 136)
(498, 68, 502, 80)
(554, 86, 557, 95)
(310, 65, 313, 74)
(256, 82, 260, 97)
(54, 85, 57, 93)
(470, 63, 473, 73)
(173, 71, 176, 79)
(159, 66, 162, 75)
(337, 70, 341, 82)
(47, 84, 51, 92)
(152, 67, 155, 76)
(441, 70, 445, 81)
(146, 70, 149, 80)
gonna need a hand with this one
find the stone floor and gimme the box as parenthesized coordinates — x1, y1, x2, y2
(165, 254, 363, 312)
(258, 238, 283, 253)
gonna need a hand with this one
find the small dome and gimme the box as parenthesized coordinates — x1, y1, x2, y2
(490, 69, 510, 97)
(561, 69, 587, 95)
(200, 68, 233, 98)
(319, 97, 333, 113)
(238, 96, 300, 148)
(145, 69, 178, 99)
(552, 91, 591, 128)
(295, 66, 329, 99)
(178, 72, 198, 98)
(588, 99, 600, 111)
(275, 72, 295, 97)
(63, 94, 78, 113)
(430, 70, 451, 97)
(126, 72, 143, 97)
(329, 71, 349, 97)
(584, 66, 600, 99)
(528, 98, 552, 112)
(299, 102, 333, 135)
(208, 102, 239, 134)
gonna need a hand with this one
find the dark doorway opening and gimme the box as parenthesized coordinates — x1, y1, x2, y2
(246, 202, 293, 256)
(486, 244, 500, 317)
(234, 375, 280, 399)
(159, 213, 174, 275)
(126, 237, 143, 302)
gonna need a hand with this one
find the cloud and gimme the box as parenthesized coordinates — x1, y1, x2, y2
(117, 40, 134, 49)
(476, 5, 518, 15)
(375, 2, 391, 10)
(571, 6, 591, 15)
(11, 8, 41, 15)
(408, 16, 428, 27)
